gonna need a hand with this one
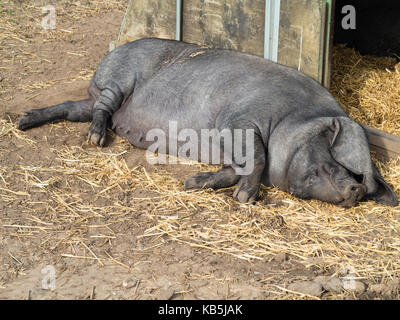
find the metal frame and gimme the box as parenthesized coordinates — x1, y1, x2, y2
(264, 0, 281, 62)
(176, 0, 183, 41)
(320, 0, 335, 88)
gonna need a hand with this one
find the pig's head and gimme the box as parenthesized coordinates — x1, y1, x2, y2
(268, 117, 398, 207)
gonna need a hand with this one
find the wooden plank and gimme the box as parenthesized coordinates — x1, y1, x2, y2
(369, 144, 400, 163)
(118, 0, 327, 82)
(118, 0, 176, 42)
(362, 125, 400, 162)
(182, 0, 266, 57)
(277, 0, 325, 82)
(118, 0, 266, 57)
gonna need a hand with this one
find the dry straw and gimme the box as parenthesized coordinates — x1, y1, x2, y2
(331, 45, 400, 135)
(2, 114, 400, 299)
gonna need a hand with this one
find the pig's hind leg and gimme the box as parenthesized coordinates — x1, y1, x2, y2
(87, 80, 132, 146)
(18, 99, 94, 131)
(18, 82, 100, 131)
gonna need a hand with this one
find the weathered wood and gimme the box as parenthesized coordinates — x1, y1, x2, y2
(182, 0, 265, 57)
(118, 0, 176, 43)
(118, 0, 267, 56)
(363, 125, 400, 162)
(118, 0, 327, 82)
(278, 0, 325, 82)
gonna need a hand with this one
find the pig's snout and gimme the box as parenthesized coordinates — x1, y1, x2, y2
(342, 184, 367, 204)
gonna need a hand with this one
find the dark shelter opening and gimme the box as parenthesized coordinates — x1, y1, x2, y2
(333, 0, 400, 58)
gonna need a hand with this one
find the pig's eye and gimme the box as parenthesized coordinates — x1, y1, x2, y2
(310, 167, 319, 177)
(306, 168, 319, 185)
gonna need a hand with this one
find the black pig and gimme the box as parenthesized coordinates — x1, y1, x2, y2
(18, 38, 398, 207)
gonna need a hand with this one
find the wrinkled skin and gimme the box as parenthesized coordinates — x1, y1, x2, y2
(18, 38, 398, 207)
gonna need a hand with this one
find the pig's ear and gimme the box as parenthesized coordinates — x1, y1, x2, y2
(327, 117, 398, 206)
(326, 117, 398, 206)
(365, 162, 398, 206)
(327, 117, 375, 191)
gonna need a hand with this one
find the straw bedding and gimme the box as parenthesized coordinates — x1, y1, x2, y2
(2, 113, 400, 297)
(331, 45, 400, 135)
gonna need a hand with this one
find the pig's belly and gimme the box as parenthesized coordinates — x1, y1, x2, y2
(111, 97, 223, 162)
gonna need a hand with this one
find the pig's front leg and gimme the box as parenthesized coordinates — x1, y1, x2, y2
(183, 124, 265, 203)
(231, 133, 266, 203)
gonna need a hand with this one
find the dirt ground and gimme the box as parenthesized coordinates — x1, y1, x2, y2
(1, 1, 400, 300)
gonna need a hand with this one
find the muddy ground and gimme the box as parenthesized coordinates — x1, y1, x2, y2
(1, 1, 399, 300)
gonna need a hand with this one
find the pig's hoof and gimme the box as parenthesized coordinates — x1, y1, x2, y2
(88, 121, 107, 147)
(184, 172, 215, 190)
(232, 179, 259, 203)
(18, 110, 40, 130)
